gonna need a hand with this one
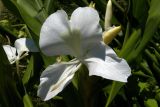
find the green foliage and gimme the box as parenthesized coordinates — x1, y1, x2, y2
(22, 55, 34, 85)
(23, 94, 33, 107)
(144, 99, 158, 107)
(104, 81, 124, 107)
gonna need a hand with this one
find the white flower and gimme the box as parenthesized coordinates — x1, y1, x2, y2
(3, 38, 39, 64)
(38, 6, 131, 101)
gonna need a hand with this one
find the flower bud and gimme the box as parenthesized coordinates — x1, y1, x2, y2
(89, 1, 95, 8)
(103, 26, 121, 44)
(104, 0, 112, 30)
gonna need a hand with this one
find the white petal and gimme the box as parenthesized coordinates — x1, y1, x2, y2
(3, 45, 17, 64)
(40, 10, 77, 56)
(37, 60, 81, 101)
(14, 38, 39, 57)
(84, 43, 131, 82)
(70, 7, 102, 53)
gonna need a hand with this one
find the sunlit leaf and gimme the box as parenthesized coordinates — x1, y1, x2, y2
(23, 94, 33, 107)
(22, 55, 34, 85)
(144, 99, 158, 107)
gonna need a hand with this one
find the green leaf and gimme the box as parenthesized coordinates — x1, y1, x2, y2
(138, 82, 149, 93)
(22, 55, 34, 85)
(119, 29, 141, 62)
(130, 0, 160, 61)
(94, 0, 106, 14)
(0, 20, 18, 38)
(23, 94, 33, 107)
(43, 0, 58, 15)
(1, 0, 21, 17)
(73, 0, 89, 6)
(104, 81, 124, 107)
(155, 92, 160, 103)
(132, 0, 149, 26)
(10, 0, 44, 36)
(2, 0, 49, 36)
(144, 99, 158, 107)
(41, 54, 56, 67)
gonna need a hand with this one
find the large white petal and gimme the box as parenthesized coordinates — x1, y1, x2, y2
(70, 7, 102, 54)
(40, 10, 79, 56)
(37, 60, 81, 101)
(14, 38, 39, 57)
(3, 45, 17, 64)
(84, 43, 131, 82)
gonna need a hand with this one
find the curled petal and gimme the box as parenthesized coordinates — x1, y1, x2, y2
(40, 10, 75, 56)
(84, 58, 131, 82)
(84, 43, 131, 82)
(14, 38, 39, 57)
(3, 45, 17, 64)
(70, 7, 102, 53)
(38, 60, 81, 101)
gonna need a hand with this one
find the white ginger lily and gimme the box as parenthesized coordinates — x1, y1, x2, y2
(3, 38, 39, 64)
(38, 5, 131, 101)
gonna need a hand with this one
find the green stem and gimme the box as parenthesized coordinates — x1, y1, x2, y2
(122, 22, 130, 48)
(35, 0, 47, 19)
(11, 24, 32, 38)
(16, 60, 20, 77)
(155, 49, 160, 62)
(140, 62, 153, 76)
(105, 81, 116, 107)
(145, 49, 159, 66)
(152, 42, 160, 54)
(132, 71, 154, 79)
(111, 0, 125, 12)
(105, 81, 124, 107)
(153, 63, 160, 76)
(11, 24, 26, 27)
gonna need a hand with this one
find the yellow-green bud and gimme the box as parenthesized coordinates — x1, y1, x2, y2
(89, 1, 95, 8)
(103, 26, 121, 44)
